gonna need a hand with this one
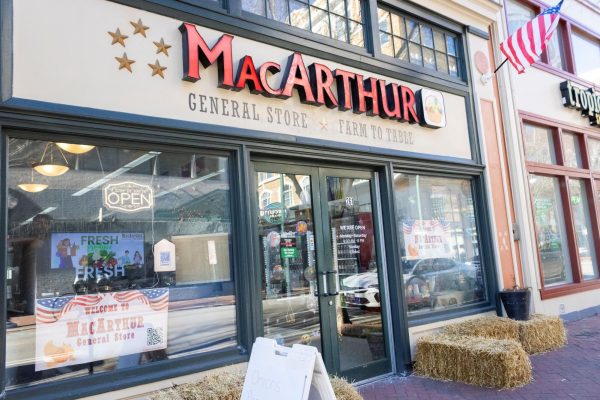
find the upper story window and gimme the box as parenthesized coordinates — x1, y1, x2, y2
(242, 0, 366, 47)
(505, 0, 599, 86)
(571, 30, 600, 85)
(377, 6, 461, 78)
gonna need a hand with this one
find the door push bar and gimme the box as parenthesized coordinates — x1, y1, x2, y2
(319, 270, 339, 297)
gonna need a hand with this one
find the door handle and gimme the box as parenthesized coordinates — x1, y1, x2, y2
(319, 271, 328, 297)
(328, 270, 339, 296)
(318, 271, 339, 297)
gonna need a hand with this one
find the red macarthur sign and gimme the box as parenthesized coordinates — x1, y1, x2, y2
(179, 23, 447, 129)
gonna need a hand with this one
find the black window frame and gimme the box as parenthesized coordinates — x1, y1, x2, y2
(1, 127, 253, 400)
(376, 4, 464, 80)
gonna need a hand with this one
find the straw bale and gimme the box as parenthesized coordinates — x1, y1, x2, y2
(149, 371, 245, 400)
(414, 334, 532, 389)
(517, 314, 567, 354)
(149, 371, 363, 400)
(331, 376, 363, 400)
(442, 316, 519, 341)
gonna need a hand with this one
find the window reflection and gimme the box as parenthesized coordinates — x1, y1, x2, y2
(394, 174, 486, 315)
(529, 175, 573, 286)
(244, 0, 366, 47)
(6, 138, 236, 389)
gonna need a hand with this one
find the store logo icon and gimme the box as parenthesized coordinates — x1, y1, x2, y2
(103, 182, 154, 212)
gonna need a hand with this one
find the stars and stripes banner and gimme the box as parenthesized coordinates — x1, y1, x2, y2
(499, 0, 565, 74)
(35, 289, 169, 371)
(402, 219, 452, 259)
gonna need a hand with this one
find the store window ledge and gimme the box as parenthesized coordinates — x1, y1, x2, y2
(407, 304, 497, 328)
(540, 280, 600, 300)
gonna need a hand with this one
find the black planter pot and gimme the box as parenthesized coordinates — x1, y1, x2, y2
(498, 289, 531, 321)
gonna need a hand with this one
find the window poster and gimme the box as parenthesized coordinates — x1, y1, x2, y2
(50, 233, 145, 272)
(35, 288, 169, 371)
(402, 220, 452, 259)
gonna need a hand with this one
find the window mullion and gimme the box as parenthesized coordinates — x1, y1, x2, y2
(563, 21, 576, 75)
(366, 0, 380, 56)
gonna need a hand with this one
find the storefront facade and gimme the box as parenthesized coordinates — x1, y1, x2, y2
(1, 0, 508, 398)
(499, 0, 600, 318)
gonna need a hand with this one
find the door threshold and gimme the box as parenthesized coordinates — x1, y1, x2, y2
(352, 372, 398, 387)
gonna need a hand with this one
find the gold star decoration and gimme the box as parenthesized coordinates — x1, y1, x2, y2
(130, 19, 149, 37)
(153, 38, 172, 56)
(108, 28, 128, 47)
(115, 53, 135, 73)
(148, 60, 167, 78)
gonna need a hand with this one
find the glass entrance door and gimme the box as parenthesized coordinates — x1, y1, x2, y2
(253, 163, 390, 381)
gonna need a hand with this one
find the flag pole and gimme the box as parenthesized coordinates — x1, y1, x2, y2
(481, 58, 509, 84)
(493, 58, 509, 74)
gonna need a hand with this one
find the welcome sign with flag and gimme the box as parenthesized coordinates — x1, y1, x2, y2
(500, 0, 565, 74)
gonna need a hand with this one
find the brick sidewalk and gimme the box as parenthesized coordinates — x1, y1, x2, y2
(358, 313, 600, 400)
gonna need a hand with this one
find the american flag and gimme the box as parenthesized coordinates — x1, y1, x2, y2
(500, 0, 564, 74)
(113, 288, 169, 311)
(36, 294, 102, 324)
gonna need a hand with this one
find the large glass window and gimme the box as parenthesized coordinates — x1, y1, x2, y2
(530, 175, 573, 286)
(569, 179, 599, 280)
(394, 174, 486, 316)
(523, 118, 600, 294)
(6, 138, 235, 389)
(242, 0, 366, 47)
(377, 7, 460, 78)
(571, 30, 600, 85)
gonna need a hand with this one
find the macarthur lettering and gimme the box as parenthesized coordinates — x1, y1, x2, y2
(179, 23, 447, 129)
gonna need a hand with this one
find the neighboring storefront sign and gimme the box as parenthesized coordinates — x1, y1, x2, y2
(35, 288, 169, 371)
(103, 181, 154, 212)
(560, 80, 600, 126)
(11, 0, 473, 160)
(402, 220, 452, 259)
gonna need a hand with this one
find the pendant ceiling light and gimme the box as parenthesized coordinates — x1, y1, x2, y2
(18, 168, 48, 193)
(33, 142, 70, 177)
(56, 143, 95, 154)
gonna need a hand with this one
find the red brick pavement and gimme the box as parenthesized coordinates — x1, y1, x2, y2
(358, 313, 600, 400)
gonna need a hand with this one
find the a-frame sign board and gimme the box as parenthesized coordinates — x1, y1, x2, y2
(241, 337, 336, 400)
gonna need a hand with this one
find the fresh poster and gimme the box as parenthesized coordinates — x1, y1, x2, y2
(35, 288, 168, 371)
(402, 220, 452, 259)
(51, 233, 144, 270)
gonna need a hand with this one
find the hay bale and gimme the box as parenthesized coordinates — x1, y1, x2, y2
(149, 371, 363, 400)
(517, 314, 567, 354)
(414, 334, 532, 389)
(442, 316, 519, 341)
(331, 376, 363, 400)
(149, 371, 245, 400)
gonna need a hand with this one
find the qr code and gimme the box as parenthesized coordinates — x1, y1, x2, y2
(147, 327, 164, 346)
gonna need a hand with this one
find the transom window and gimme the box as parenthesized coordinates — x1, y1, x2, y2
(242, 0, 366, 47)
(377, 7, 460, 78)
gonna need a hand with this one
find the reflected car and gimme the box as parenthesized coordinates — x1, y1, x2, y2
(341, 271, 380, 308)
(403, 257, 479, 308)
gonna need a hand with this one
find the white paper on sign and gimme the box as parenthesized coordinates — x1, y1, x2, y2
(153, 239, 176, 272)
(208, 240, 217, 265)
(241, 337, 336, 400)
